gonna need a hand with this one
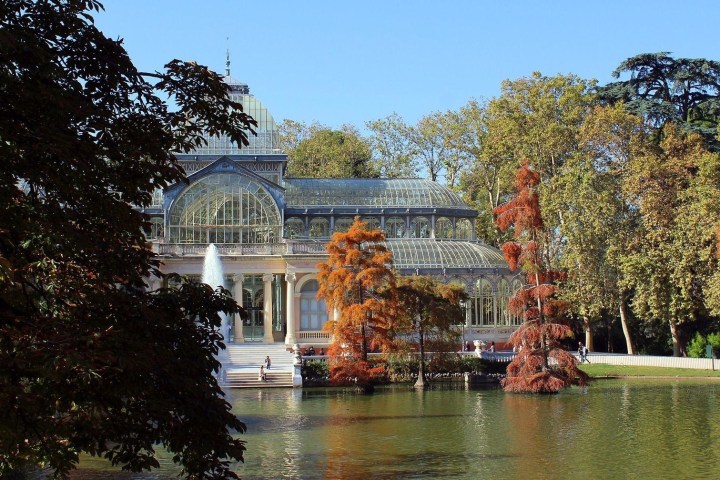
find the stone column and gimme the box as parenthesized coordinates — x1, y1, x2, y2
(263, 273, 274, 343)
(285, 272, 297, 346)
(232, 274, 245, 343)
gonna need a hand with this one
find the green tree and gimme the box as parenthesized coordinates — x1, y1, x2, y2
(277, 119, 324, 153)
(392, 276, 466, 389)
(484, 72, 596, 182)
(598, 52, 720, 150)
(285, 126, 377, 178)
(556, 104, 649, 354)
(0, 1, 252, 478)
(365, 113, 418, 178)
(620, 125, 720, 356)
(451, 99, 515, 245)
(467, 73, 595, 251)
(408, 111, 467, 186)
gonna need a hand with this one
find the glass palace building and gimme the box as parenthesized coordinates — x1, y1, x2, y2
(143, 78, 522, 348)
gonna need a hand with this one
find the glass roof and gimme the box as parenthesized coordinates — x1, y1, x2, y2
(186, 79, 281, 156)
(284, 178, 471, 209)
(385, 239, 507, 270)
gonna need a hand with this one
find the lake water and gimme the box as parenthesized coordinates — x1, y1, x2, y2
(70, 379, 720, 479)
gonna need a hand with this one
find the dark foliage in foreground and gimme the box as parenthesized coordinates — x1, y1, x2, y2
(0, 1, 254, 478)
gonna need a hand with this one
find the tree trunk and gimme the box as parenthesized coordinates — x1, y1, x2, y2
(618, 295, 635, 354)
(670, 321, 681, 357)
(360, 322, 368, 362)
(414, 329, 429, 389)
(583, 318, 594, 352)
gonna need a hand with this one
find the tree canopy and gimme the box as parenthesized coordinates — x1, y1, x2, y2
(598, 52, 720, 150)
(0, 1, 252, 478)
(392, 276, 465, 389)
(284, 125, 377, 178)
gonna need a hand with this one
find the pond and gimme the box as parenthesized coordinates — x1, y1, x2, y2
(70, 379, 720, 479)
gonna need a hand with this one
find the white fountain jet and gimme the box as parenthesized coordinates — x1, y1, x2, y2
(201, 244, 230, 342)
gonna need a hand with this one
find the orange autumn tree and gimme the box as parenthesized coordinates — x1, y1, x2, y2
(317, 216, 397, 390)
(493, 161, 588, 393)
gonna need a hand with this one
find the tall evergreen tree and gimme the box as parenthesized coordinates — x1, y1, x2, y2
(599, 52, 720, 150)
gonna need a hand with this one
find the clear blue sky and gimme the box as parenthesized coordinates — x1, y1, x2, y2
(95, 0, 720, 129)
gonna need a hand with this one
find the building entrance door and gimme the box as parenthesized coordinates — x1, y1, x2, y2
(243, 307, 264, 342)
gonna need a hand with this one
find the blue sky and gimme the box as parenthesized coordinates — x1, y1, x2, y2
(95, 0, 720, 129)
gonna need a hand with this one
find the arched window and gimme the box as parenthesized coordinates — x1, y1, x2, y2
(498, 279, 511, 325)
(285, 217, 305, 238)
(299, 280, 328, 331)
(333, 217, 354, 233)
(470, 279, 495, 326)
(168, 174, 281, 244)
(362, 217, 380, 231)
(435, 217, 452, 239)
(510, 278, 524, 326)
(410, 216, 431, 238)
(151, 189, 163, 208)
(455, 218, 472, 240)
(242, 289, 253, 307)
(385, 216, 406, 238)
(309, 218, 329, 238)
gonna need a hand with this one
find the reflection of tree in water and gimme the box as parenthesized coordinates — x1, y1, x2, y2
(502, 393, 586, 479)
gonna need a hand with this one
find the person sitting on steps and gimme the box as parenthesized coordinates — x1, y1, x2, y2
(259, 365, 266, 381)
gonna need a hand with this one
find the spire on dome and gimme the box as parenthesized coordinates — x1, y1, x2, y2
(225, 38, 231, 77)
(222, 41, 249, 94)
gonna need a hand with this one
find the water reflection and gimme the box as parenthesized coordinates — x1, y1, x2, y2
(68, 381, 720, 480)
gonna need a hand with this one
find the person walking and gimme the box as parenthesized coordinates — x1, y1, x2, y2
(264, 355, 271, 370)
(578, 342, 590, 363)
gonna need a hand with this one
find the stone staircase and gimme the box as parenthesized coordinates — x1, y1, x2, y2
(222, 343, 296, 388)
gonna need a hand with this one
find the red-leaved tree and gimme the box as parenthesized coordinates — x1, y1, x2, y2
(494, 161, 588, 393)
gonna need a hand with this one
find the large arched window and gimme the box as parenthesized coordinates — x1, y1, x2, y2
(385, 216, 406, 238)
(299, 280, 328, 331)
(435, 217, 452, 239)
(168, 174, 281, 244)
(410, 216, 431, 238)
(309, 218, 329, 238)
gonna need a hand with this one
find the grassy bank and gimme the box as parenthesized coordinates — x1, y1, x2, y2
(580, 364, 720, 378)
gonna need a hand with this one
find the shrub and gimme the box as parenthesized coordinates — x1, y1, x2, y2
(688, 332, 720, 358)
(301, 359, 329, 380)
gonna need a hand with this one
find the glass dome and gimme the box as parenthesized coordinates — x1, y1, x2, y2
(168, 173, 282, 243)
(188, 79, 281, 156)
(284, 178, 471, 210)
(385, 239, 506, 270)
